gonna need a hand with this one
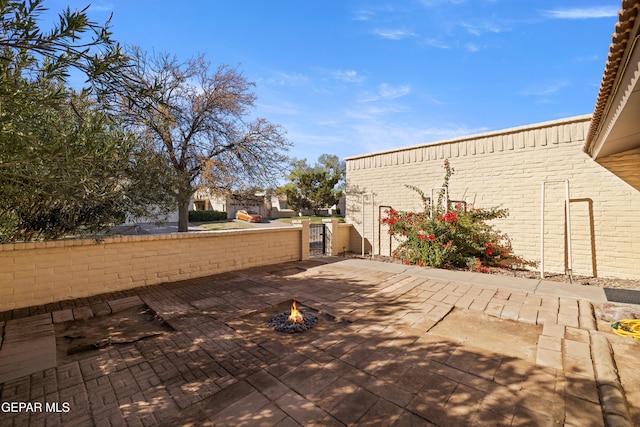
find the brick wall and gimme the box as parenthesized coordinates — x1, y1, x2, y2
(322, 219, 354, 256)
(345, 115, 640, 279)
(0, 227, 303, 312)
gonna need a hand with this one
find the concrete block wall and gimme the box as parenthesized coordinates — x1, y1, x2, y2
(322, 219, 354, 256)
(336, 224, 355, 255)
(345, 115, 640, 280)
(0, 227, 303, 312)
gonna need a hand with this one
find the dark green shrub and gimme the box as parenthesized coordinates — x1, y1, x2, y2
(188, 210, 227, 222)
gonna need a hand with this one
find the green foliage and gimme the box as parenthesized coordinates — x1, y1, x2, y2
(381, 161, 511, 270)
(188, 210, 227, 222)
(0, 88, 176, 242)
(0, 0, 128, 97)
(280, 154, 345, 215)
(0, 1, 174, 242)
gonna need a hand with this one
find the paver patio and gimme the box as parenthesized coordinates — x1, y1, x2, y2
(0, 257, 637, 426)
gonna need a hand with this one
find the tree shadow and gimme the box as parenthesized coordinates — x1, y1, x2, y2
(0, 259, 608, 426)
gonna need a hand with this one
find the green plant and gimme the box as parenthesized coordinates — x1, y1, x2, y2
(381, 160, 511, 270)
(280, 154, 345, 215)
(188, 210, 227, 222)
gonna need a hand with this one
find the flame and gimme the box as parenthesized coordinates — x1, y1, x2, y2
(288, 300, 303, 323)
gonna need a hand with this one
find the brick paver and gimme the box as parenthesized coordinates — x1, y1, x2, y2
(0, 258, 636, 426)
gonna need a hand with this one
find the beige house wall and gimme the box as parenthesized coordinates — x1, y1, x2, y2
(345, 115, 640, 280)
(0, 227, 304, 312)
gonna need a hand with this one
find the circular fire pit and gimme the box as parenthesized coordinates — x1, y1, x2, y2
(267, 300, 318, 333)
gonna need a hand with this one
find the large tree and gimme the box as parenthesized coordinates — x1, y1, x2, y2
(0, 0, 174, 242)
(117, 48, 291, 232)
(281, 154, 345, 215)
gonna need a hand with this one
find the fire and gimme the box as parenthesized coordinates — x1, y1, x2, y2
(288, 300, 303, 323)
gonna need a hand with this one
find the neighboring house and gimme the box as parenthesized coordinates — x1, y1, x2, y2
(191, 188, 267, 219)
(229, 191, 268, 218)
(266, 193, 296, 218)
(271, 194, 346, 218)
(190, 189, 327, 219)
(191, 188, 228, 213)
(266, 193, 346, 218)
(345, 2, 640, 280)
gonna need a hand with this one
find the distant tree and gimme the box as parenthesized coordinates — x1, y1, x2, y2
(116, 48, 291, 232)
(281, 154, 345, 215)
(0, 0, 173, 242)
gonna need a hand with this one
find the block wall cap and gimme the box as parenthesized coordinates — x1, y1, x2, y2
(345, 115, 592, 161)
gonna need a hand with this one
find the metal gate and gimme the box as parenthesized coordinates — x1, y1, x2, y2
(309, 223, 326, 256)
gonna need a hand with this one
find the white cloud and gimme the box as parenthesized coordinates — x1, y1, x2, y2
(345, 104, 410, 120)
(287, 112, 490, 160)
(573, 54, 601, 62)
(421, 38, 451, 49)
(267, 72, 309, 86)
(422, 94, 448, 105)
(360, 83, 412, 102)
(543, 6, 618, 19)
(353, 9, 374, 21)
(379, 83, 411, 99)
(518, 81, 568, 96)
(333, 70, 365, 83)
(465, 43, 480, 52)
(88, 3, 113, 12)
(257, 101, 300, 115)
(372, 29, 417, 40)
(287, 129, 345, 147)
(351, 121, 488, 154)
(461, 21, 505, 36)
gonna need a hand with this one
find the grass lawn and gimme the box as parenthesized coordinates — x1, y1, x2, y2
(195, 220, 255, 231)
(276, 216, 345, 225)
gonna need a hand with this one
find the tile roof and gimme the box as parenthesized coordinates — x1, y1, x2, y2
(585, 0, 640, 153)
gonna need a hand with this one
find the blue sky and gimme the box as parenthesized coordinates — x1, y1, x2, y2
(46, 0, 620, 163)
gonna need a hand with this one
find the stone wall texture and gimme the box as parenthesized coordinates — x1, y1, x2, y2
(345, 115, 640, 280)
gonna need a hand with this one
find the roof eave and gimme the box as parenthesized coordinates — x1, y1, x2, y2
(585, 1, 640, 159)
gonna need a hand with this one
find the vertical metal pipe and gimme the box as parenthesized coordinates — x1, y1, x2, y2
(565, 180, 573, 277)
(361, 194, 365, 256)
(371, 194, 375, 259)
(540, 180, 572, 281)
(430, 188, 434, 218)
(540, 182, 545, 279)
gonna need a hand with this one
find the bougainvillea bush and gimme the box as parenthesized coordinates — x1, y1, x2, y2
(381, 160, 512, 271)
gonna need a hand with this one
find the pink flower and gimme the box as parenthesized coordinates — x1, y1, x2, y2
(417, 234, 436, 241)
(437, 212, 458, 223)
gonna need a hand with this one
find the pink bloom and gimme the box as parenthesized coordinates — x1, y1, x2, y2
(417, 234, 436, 241)
(437, 212, 458, 223)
